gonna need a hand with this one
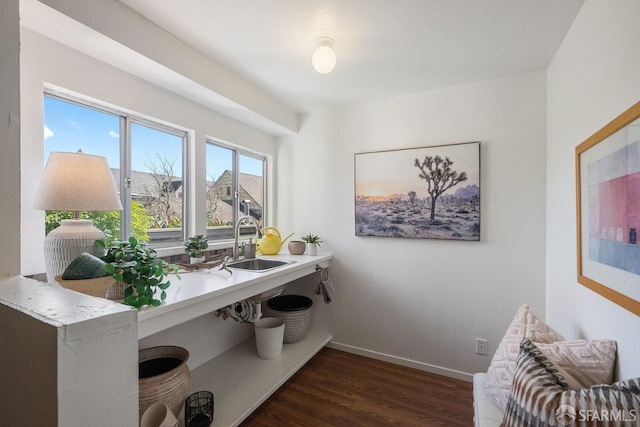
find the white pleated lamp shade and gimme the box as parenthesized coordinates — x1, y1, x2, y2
(34, 151, 122, 212)
(34, 151, 123, 285)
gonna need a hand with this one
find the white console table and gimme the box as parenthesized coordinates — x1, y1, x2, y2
(0, 253, 332, 426)
(138, 253, 333, 426)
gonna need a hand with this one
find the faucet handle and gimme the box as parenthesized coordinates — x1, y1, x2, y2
(219, 256, 232, 275)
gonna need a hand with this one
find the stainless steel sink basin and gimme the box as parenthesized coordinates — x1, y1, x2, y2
(227, 258, 295, 272)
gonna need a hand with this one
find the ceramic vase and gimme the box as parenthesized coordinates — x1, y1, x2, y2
(288, 241, 306, 255)
(138, 346, 190, 420)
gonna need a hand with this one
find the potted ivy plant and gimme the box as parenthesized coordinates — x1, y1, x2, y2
(300, 233, 323, 256)
(184, 234, 209, 264)
(97, 236, 179, 308)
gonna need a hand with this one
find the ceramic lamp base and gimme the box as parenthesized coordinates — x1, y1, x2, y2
(44, 219, 106, 285)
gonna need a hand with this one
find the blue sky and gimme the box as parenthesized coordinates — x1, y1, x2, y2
(44, 96, 122, 168)
(44, 96, 263, 179)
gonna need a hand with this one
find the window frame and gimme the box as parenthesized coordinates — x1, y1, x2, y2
(205, 139, 268, 243)
(43, 89, 189, 249)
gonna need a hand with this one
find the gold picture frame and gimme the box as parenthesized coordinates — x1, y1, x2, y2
(576, 100, 640, 316)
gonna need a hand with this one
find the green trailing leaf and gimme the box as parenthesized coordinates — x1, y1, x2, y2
(184, 234, 209, 258)
(97, 236, 179, 309)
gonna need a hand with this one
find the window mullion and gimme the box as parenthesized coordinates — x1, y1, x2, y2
(120, 117, 132, 240)
(180, 133, 189, 242)
(232, 149, 239, 226)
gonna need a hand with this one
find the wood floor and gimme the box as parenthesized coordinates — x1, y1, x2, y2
(240, 347, 474, 427)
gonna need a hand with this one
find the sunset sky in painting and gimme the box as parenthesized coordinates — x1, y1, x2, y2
(355, 142, 480, 199)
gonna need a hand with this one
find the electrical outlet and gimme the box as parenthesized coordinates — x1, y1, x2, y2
(475, 338, 488, 355)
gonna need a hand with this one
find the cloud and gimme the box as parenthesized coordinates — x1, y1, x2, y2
(109, 130, 120, 138)
(44, 125, 54, 140)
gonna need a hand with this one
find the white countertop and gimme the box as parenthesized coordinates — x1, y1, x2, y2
(0, 275, 134, 328)
(0, 253, 331, 339)
(137, 252, 332, 338)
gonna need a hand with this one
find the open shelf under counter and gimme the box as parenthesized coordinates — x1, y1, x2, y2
(137, 253, 332, 339)
(181, 330, 332, 427)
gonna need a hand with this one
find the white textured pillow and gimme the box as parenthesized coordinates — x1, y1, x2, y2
(536, 339, 617, 390)
(482, 304, 564, 410)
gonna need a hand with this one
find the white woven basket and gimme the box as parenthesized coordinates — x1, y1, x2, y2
(266, 295, 313, 344)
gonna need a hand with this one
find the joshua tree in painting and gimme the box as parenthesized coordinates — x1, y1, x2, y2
(408, 191, 417, 206)
(414, 155, 467, 222)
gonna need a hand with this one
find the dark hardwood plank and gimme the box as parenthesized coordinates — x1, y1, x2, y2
(240, 347, 474, 427)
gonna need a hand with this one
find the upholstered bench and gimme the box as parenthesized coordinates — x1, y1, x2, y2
(472, 304, 639, 427)
(472, 372, 503, 427)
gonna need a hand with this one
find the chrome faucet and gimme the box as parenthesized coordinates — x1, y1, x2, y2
(233, 215, 260, 261)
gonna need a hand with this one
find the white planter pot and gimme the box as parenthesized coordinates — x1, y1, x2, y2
(190, 256, 205, 264)
(306, 243, 318, 256)
(254, 317, 285, 360)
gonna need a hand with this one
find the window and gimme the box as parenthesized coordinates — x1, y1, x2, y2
(44, 93, 187, 247)
(206, 141, 266, 241)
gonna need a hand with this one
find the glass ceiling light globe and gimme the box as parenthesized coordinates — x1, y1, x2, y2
(312, 38, 336, 74)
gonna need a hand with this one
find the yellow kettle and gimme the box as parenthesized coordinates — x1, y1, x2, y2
(258, 227, 294, 255)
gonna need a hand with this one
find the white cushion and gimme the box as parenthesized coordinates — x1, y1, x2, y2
(473, 373, 503, 427)
(482, 304, 564, 410)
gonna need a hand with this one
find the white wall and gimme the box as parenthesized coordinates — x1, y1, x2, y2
(0, 276, 138, 426)
(278, 71, 548, 378)
(20, 28, 277, 275)
(546, 0, 640, 380)
(0, 0, 21, 277)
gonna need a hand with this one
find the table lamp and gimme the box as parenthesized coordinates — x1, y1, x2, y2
(34, 150, 123, 284)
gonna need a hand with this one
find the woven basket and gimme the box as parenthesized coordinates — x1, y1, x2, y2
(266, 295, 313, 344)
(54, 275, 116, 298)
(138, 346, 190, 420)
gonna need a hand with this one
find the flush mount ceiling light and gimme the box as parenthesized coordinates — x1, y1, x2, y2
(312, 37, 336, 74)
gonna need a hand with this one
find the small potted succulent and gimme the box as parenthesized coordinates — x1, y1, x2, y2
(300, 233, 323, 256)
(97, 236, 179, 308)
(184, 234, 209, 264)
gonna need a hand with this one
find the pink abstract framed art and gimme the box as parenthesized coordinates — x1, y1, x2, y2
(576, 100, 640, 316)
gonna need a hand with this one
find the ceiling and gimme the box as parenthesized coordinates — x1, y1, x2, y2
(118, 0, 585, 113)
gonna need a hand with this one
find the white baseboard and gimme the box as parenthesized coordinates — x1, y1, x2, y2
(327, 341, 473, 382)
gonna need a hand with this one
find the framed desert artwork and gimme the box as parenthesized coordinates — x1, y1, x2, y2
(354, 141, 480, 241)
(576, 100, 640, 316)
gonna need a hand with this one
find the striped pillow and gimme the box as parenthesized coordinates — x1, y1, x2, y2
(501, 338, 640, 427)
